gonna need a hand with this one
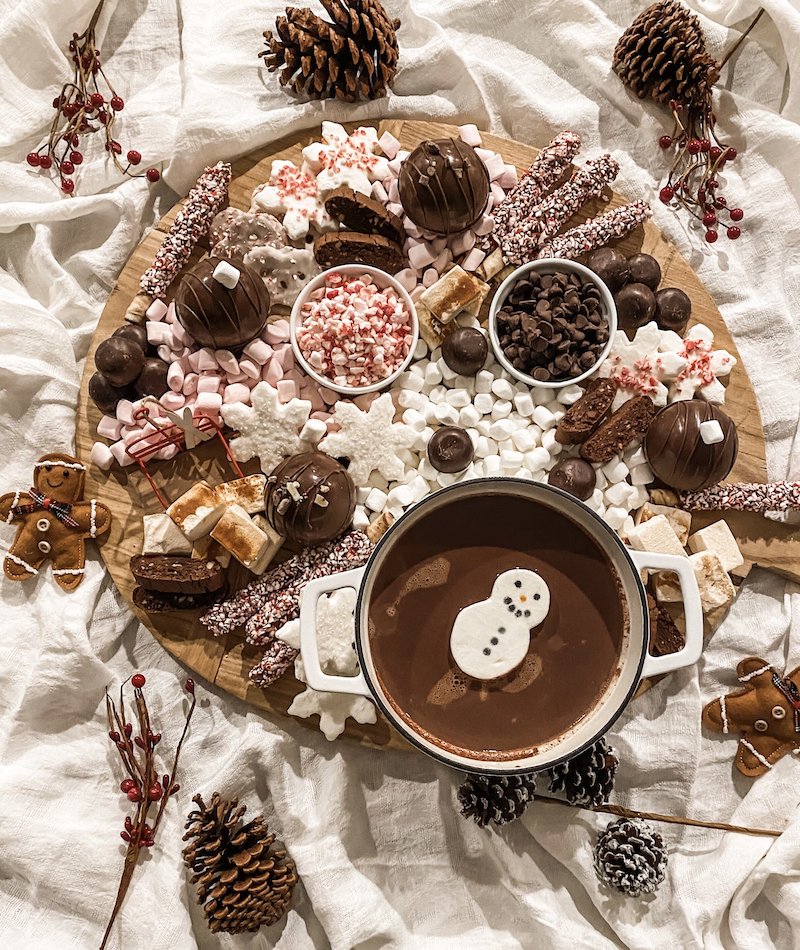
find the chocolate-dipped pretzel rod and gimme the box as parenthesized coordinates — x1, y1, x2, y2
(680, 482, 800, 513)
(537, 200, 651, 260)
(140, 162, 232, 298)
(500, 154, 620, 264)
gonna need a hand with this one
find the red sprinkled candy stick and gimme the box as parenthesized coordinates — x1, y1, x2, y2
(25, 0, 159, 193)
(537, 200, 652, 260)
(139, 162, 232, 298)
(680, 482, 800, 514)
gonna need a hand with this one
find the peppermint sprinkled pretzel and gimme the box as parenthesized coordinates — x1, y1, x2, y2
(536, 200, 651, 262)
(140, 162, 232, 298)
(680, 482, 800, 514)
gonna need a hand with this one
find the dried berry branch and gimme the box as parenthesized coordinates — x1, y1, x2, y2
(25, 0, 160, 194)
(100, 674, 196, 950)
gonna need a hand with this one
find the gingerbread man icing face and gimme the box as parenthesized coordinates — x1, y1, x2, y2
(0, 452, 111, 591)
(702, 656, 800, 777)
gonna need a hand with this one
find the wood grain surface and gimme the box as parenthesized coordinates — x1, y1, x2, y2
(76, 119, 781, 752)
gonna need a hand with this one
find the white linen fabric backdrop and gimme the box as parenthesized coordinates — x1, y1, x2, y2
(0, 0, 799, 946)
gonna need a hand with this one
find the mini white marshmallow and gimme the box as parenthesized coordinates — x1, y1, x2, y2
(525, 447, 551, 471)
(491, 400, 512, 420)
(459, 404, 481, 428)
(474, 393, 495, 415)
(513, 392, 535, 417)
(489, 419, 517, 442)
(699, 420, 725, 445)
(475, 370, 494, 394)
(212, 260, 241, 289)
(446, 389, 472, 408)
(532, 406, 556, 430)
(365, 488, 388, 512)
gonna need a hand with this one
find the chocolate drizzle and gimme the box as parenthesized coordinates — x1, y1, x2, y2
(398, 138, 490, 236)
(175, 256, 270, 351)
(265, 452, 356, 546)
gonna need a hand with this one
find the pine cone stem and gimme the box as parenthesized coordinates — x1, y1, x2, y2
(535, 794, 781, 838)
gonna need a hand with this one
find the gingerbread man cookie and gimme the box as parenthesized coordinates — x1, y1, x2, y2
(702, 656, 800, 777)
(0, 453, 111, 591)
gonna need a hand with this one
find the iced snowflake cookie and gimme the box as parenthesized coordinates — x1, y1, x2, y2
(222, 382, 311, 474)
(302, 123, 390, 197)
(251, 160, 332, 240)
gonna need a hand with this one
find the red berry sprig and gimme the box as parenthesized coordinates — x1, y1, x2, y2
(656, 100, 745, 244)
(101, 673, 196, 950)
(25, 0, 160, 195)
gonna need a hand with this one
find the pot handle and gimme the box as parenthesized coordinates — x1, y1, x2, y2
(298, 566, 372, 698)
(628, 551, 704, 678)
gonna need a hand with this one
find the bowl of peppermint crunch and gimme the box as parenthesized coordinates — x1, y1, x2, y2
(291, 266, 419, 396)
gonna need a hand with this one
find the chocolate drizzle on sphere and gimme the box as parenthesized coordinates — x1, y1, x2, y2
(175, 256, 270, 351)
(266, 452, 356, 547)
(398, 138, 490, 236)
(645, 399, 738, 491)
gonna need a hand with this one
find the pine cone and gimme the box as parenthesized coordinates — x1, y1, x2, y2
(612, 0, 720, 108)
(458, 773, 536, 828)
(260, 0, 401, 102)
(593, 818, 667, 897)
(183, 793, 298, 934)
(547, 738, 618, 807)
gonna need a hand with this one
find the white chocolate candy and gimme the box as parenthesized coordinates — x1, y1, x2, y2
(449, 569, 550, 680)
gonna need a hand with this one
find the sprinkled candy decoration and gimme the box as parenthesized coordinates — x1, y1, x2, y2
(680, 481, 800, 514)
(666, 324, 737, 403)
(251, 159, 332, 240)
(302, 123, 390, 196)
(536, 201, 652, 262)
(140, 163, 232, 298)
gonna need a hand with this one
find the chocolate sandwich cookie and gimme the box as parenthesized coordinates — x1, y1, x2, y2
(555, 378, 616, 445)
(324, 187, 406, 245)
(133, 586, 224, 613)
(313, 231, 407, 273)
(130, 554, 225, 595)
(580, 395, 656, 464)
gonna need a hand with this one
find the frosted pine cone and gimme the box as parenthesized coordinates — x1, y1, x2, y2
(594, 818, 667, 897)
(458, 772, 536, 828)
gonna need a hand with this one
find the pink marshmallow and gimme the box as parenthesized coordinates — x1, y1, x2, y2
(458, 124, 482, 147)
(491, 183, 506, 205)
(167, 362, 184, 392)
(225, 371, 249, 384)
(109, 440, 135, 467)
(238, 358, 260, 380)
(378, 130, 401, 159)
(146, 299, 168, 321)
(194, 391, 223, 416)
(160, 390, 186, 411)
(197, 375, 221, 393)
(263, 360, 283, 386)
(222, 383, 252, 404)
(474, 214, 495, 236)
(484, 153, 506, 182)
(371, 180, 388, 203)
(157, 344, 173, 363)
(410, 285, 426, 302)
(97, 415, 123, 440)
(265, 320, 290, 345)
(146, 321, 171, 345)
(387, 157, 404, 176)
(171, 322, 193, 347)
(422, 267, 439, 288)
(450, 230, 476, 257)
(302, 385, 325, 411)
(462, 247, 487, 272)
(196, 348, 217, 372)
(164, 302, 177, 324)
(498, 164, 518, 189)
(386, 202, 404, 218)
(408, 242, 437, 270)
(154, 443, 180, 461)
(215, 349, 239, 375)
(387, 179, 400, 204)
(404, 220, 423, 239)
(311, 411, 331, 423)
(474, 147, 495, 163)
(318, 386, 339, 405)
(182, 372, 199, 396)
(433, 248, 453, 271)
(276, 379, 297, 403)
(116, 399, 136, 425)
(90, 440, 115, 471)
(394, 268, 418, 293)
(242, 339, 273, 365)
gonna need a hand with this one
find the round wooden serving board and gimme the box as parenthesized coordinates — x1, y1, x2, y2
(78, 120, 780, 752)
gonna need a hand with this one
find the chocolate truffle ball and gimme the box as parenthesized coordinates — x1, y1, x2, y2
(654, 287, 692, 334)
(645, 400, 738, 491)
(427, 426, 474, 473)
(135, 357, 170, 398)
(627, 253, 662, 291)
(175, 256, 270, 351)
(547, 458, 596, 501)
(442, 327, 488, 376)
(398, 138, 490, 236)
(266, 452, 356, 547)
(88, 372, 132, 415)
(615, 282, 656, 331)
(113, 323, 150, 351)
(585, 248, 631, 293)
(95, 336, 145, 387)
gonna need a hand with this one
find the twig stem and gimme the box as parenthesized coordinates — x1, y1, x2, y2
(720, 8, 765, 69)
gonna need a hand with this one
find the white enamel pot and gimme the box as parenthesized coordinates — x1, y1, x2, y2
(300, 478, 703, 774)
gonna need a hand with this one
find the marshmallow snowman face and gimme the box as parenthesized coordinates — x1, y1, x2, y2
(449, 569, 551, 680)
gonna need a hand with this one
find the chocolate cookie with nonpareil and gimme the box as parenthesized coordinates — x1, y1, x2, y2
(324, 187, 406, 244)
(313, 231, 407, 273)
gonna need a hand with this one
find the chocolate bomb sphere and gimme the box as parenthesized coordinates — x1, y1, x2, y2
(89, 372, 132, 415)
(398, 139, 490, 236)
(615, 282, 656, 331)
(645, 399, 738, 491)
(175, 256, 270, 351)
(585, 248, 631, 293)
(548, 458, 596, 501)
(113, 324, 150, 351)
(442, 327, 488, 376)
(266, 452, 356, 546)
(655, 287, 692, 334)
(427, 426, 474, 473)
(95, 336, 145, 387)
(627, 253, 662, 291)
(135, 357, 170, 398)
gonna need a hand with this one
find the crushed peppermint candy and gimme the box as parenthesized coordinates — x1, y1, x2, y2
(296, 272, 414, 388)
(680, 482, 800, 514)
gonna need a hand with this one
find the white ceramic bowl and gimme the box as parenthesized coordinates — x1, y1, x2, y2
(488, 258, 618, 390)
(290, 264, 419, 396)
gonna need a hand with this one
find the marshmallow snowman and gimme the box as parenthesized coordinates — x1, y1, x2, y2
(449, 569, 550, 680)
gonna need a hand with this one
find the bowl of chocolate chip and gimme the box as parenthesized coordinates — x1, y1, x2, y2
(297, 478, 703, 774)
(489, 259, 617, 389)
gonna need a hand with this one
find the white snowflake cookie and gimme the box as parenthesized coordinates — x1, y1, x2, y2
(221, 382, 311, 474)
